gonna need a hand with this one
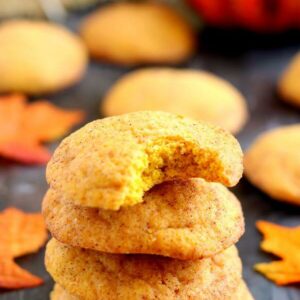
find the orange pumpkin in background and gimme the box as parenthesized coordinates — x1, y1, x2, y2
(188, 0, 300, 31)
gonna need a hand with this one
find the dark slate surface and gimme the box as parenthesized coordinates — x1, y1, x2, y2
(0, 13, 300, 300)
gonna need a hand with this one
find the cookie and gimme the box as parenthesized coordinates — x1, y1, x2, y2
(43, 179, 244, 260)
(80, 2, 195, 65)
(233, 281, 254, 300)
(244, 125, 300, 205)
(46, 239, 242, 300)
(0, 20, 87, 94)
(278, 52, 300, 107)
(46, 111, 243, 210)
(50, 280, 253, 300)
(51, 284, 78, 300)
(102, 68, 248, 134)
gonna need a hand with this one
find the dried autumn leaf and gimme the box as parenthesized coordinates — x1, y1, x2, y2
(0, 207, 47, 289)
(0, 94, 25, 141)
(0, 94, 84, 164)
(0, 259, 43, 289)
(0, 207, 47, 257)
(0, 141, 50, 165)
(255, 220, 300, 285)
(22, 101, 84, 142)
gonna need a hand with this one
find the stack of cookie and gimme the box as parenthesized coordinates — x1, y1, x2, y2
(43, 111, 253, 300)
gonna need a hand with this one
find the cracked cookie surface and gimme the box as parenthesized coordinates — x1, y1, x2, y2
(47, 111, 243, 210)
(50, 280, 253, 300)
(43, 179, 244, 260)
(46, 239, 242, 300)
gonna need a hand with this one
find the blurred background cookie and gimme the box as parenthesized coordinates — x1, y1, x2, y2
(80, 2, 196, 65)
(278, 52, 300, 107)
(102, 68, 248, 134)
(0, 0, 99, 19)
(244, 125, 300, 205)
(0, 20, 88, 94)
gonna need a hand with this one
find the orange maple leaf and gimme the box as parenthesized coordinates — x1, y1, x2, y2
(0, 94, 84, 164)
(255, 220, 300, 285)
(0, 207, 48, 289)
(0, 260, 43, 289)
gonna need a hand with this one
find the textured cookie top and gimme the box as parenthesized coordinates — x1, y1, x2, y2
(50, 281, 253, 300)
(46, 239, 242, 300)
(80, 2, 195, 65)
(102, 68, 248, 134)
(47, 111, 243, 210)
(278, 52, 300, 107)
(43, 179, 244, 259)
(51, 285, 78, 300)
(233, 281, 254, 300)
(0, 20, 87, 94)
(244, 125, 300, 205)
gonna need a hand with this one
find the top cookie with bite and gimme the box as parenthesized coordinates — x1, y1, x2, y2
(47, 111, 243, 210)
